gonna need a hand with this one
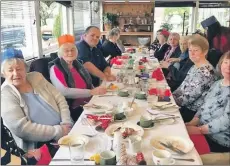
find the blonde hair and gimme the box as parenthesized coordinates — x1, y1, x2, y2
(189, 35, 209, 52)
(180, 35, 190, 42)
(58, 43, 77, 58)
(217, 51, 230, 77)
(1, 58, 26, 74)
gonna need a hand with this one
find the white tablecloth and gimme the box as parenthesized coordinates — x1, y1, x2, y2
(50, 54, 203, 165)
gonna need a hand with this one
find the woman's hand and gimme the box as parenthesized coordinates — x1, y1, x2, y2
(61, 124, 72, 136)
(160, 61, 170, 69)
(186, 126, 202, 135)
(166, 58, 180, 63)
(90, 86, 107, 95)
(185, 117, 200, 126)
(25, 149, 41, 161)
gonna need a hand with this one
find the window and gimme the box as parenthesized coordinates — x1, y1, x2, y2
(197, 8, 230, 29)
(154, 7, 193, 34)
(91, 1, 100, 27)
(73, 1, 91, 41)
(40, 1, 66, 55)
(1, 1, 39, 60)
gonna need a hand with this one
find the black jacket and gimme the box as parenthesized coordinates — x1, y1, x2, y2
(167, 58, 194, 92)
(102, 40, 122, 58)
(154, 43, 170, 61)
(1, 118, 37, 165)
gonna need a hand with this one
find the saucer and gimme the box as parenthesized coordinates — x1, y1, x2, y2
(137, 121, 154, 130)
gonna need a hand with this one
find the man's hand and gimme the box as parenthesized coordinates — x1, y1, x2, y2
(61, 124, 72, 136)
(106, 74, 116, 81)
(185, 117, 200, 126)
(166, 58, 180, 63)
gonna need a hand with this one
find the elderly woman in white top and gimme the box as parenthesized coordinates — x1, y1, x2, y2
(1, 48, 73, 152)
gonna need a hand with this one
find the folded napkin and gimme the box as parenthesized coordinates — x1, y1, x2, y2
(189, 135, 210, 155)
(151, 68, 164, 81)
(86, 114, 113, 130)
(36, 145, 52, 165)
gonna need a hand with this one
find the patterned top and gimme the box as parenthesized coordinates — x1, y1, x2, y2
(1, 118, 37, 165)
(195, 80, 230, 147)
(173, 63, 216, 111)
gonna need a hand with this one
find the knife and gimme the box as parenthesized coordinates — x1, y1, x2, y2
(159, 141, 185, 155)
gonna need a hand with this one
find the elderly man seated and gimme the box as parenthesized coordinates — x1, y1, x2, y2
(76, 26, 116, 87)
(1, 48, 73, 152)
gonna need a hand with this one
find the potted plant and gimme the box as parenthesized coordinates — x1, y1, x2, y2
(103, 13, 119, 31)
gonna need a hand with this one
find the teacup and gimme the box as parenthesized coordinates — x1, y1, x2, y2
(140, 115, 152, 128)
(152, 149, 175, 165)
(114, 112, 126, 121)
(100, 150, 116, 165)
(118, 90, 129, 97)
(135, 92, 146, 100)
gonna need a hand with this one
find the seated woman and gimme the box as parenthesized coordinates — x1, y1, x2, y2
(1, 48, 73, 152)
(1, 118, 41, 165)
(102, 28, 122, 59)
(149, 29, 162, 53)
(153, 29, 170, 61)
(162, 32, 181, 61)
(173, 35, 216, 122)
(49, 34, 107, 122)
(160, 36, 193, 92)
(160, 32, 181, 76)
(166, 36, 190, 69)
(186, 51, 230, 152)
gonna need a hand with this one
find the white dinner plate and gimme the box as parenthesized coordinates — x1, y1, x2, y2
(83, 102, 113, 114)
(58, 134, 89, 146)
(150, 135, 194, 154)
(105, 122, 144, 139)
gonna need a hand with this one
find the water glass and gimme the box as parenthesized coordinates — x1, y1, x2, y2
(69, 140, 85, 164)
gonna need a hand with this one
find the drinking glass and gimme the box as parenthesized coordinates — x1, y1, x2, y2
(69, 140, 85, 164)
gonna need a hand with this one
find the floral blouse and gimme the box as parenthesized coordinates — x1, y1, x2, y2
(173, 63, 216, 111)
(196, 80, 230, 147)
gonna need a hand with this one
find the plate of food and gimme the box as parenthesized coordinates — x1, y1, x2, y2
(150, 135, 194, 154)
(58, 134, 89, 146)
(83, 102, 113, 114)
(107, 83, 119, 92)
(105, 122, 144, 139)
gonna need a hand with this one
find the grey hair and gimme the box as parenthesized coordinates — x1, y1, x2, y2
(106, 28, 120, 39)
(1, 58, 26, 74)
(168, 32, 180, 41)
(58, 43, 77, 58)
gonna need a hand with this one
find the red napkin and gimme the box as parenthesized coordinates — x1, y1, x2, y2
(189, 134, 210, 155)
(36, 144, 52, 165)
(86, 114, 113, 130)
(148, 88, 157, 95)
(151, 68, 164, 81)
(121, 55, 129, 59)
(164, 89, 171, 97)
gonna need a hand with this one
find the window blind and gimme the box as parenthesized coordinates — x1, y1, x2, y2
(1, 1, 39, 60)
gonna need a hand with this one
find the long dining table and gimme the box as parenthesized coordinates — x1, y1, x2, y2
(49, 52, 203, 165)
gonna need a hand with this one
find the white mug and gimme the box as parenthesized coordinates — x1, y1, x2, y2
(152, 149, 175, 165)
